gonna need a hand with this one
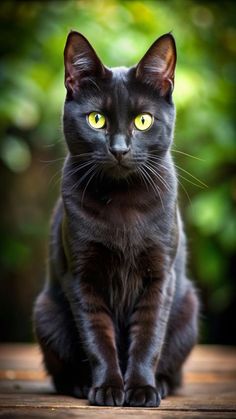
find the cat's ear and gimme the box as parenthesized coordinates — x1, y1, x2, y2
(136, 33, 176, 97)
(64, 31, 107, 94)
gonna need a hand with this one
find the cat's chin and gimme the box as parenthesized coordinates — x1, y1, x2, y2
(105, 163, 135, 180)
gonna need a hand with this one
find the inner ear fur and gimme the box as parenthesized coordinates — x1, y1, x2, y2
(136, 33, 177, 96)
(64, 31, 107, 94)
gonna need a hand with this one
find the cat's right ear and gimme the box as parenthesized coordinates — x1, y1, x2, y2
(64, 31, 107, 94)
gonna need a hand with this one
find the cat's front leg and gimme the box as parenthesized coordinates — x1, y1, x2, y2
(64, 277, 124, 406)
(124, 271, 175, 407)
(85, 308, 124, 407)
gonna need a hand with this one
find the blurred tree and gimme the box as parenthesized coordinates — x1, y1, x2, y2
(0, 0, 235, 343)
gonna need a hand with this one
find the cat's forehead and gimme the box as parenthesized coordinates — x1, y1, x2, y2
(110, 66, 129, 81)
(78, 66, 165, 115)
(100, 67, 157, 111)
(104, 67, 131, 108)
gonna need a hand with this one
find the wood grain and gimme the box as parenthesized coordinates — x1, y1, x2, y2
(0, 345, 236, 418)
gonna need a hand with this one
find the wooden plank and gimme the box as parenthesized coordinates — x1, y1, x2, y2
(0, 345, 236, 418)
(0, 381, 236, 411)
(1, 408, 236, 419)
(184, 346, 236, 373)
(1, 344, 236, 379)
(0, 345, 44, 374)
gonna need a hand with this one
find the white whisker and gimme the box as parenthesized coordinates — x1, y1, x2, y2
(80, 165, 102, 208)
(146, 154, 192, 203)
(146, 154, 207, 189)
(144, 161, 171, 192)
(70, 163, 97, 192)
(140, 163, 164, 210)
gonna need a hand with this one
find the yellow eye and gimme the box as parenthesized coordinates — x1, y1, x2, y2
(134, 113, 153, 131)
(88, 112, 106, 129)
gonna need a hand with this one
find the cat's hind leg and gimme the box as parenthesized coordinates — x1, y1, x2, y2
(33, 288, 91, 398)
(156, 285, 199, 398)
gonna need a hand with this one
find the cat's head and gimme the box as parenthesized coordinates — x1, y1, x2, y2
(63, 31, 176, 180)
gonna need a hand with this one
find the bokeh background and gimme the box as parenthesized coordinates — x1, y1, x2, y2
(0, 0, 235, 344)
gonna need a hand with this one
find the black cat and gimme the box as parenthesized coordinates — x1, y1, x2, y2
(34, 31, 199, 407)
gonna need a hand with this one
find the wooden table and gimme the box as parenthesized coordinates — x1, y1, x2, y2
(0, 344, 236, 418)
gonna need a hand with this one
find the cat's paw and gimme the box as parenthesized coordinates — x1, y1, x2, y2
(125, 385, 161, 407)
(88, 386, 125, 406)
(72, 385, 89, 399)
(156, 380, 169, 399)
(54, 381, 89, 399)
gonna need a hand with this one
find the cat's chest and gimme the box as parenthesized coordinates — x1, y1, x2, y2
(66, 186, 164, 251)
(100, 199, 143, 226)
(84, 187, 157, 228)
(81, 211, 148, 252)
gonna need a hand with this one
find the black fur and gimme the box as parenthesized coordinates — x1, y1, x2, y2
(34, 32, 199, 407)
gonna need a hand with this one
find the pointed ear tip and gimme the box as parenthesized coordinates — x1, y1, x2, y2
(65, 31, 78, 49)
(161, 32, 176, 45)
(66, 30, 91, 47)
(66, 30, 82, 41)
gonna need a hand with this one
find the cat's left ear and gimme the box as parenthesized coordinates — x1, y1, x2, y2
(136, 33, 176, 97)
(64, 31, 108, 94)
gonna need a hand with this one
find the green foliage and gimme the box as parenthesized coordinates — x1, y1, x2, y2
(0, 0, 235, 342)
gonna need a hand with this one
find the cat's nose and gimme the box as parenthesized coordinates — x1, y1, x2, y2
(109, 146, 130, 162)
(109, 134, 130, 162)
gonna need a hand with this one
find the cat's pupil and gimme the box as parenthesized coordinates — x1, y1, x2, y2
(95, 114, 100, 124)
(141, 116, 145, 124)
